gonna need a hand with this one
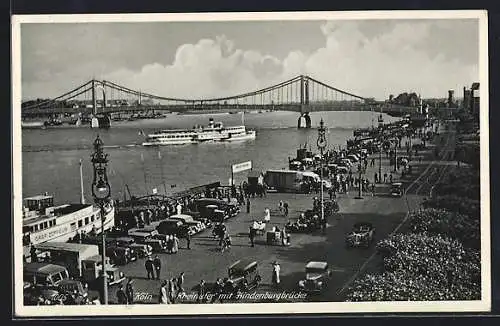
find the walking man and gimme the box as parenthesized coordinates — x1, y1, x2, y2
(383, 173, 388, 183)
(177, 272, 185, 296)
(197, 280, 206, 303)
(116, 284, 128, 304)
(125, 279, 134, 304)
(249, 227, 255, 247)
(246, 197, 250, 213)
(153, 255, 161, 280)
(186, 232, 191, 250)
(279, 200, 284, 215)
(283, 202, 289, 218)
(145, 257, 154, 279)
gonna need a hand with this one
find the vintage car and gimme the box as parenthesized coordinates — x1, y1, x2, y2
(106, 245, 136, 265)
(114, 236, 153, 257)
(81, 255, 126, 287)
(182, 210, 213, 228)
(298, 261, 332, 293)
(195, 198, 240, 219)
(56, 279, 90, 304)
(24, 263, 70, 288)
(390, 182, 404, 197)
(225, 259, 261, 293)
(345, 222, 375, 248)
(127, 228, 167, 253)
(157, 219, 191, 238)
(168, 214, 206, 233)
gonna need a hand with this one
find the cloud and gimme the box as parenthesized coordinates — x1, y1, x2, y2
(22, 20, 479, 101)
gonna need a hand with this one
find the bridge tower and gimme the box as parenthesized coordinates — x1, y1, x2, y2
(91, 80, 111, 129)
(298, 75, 311, 129)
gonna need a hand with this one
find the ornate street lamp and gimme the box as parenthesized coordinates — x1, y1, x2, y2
(317, 118, 327, 231)
(91, 135, 111, 305)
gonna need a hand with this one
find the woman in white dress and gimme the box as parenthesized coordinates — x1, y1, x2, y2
(264, 208, 271, 223)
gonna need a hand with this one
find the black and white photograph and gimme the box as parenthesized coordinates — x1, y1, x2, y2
(12, 11, 490, 316)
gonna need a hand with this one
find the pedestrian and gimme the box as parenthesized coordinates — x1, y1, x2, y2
(116, 284, 128, 304)
(272, 261, 281, 287)
(166, 235, 173, 254)
(374, 172, 378, 184)
(159, 280, 169, 304)
(246, 197, 250, 213)
(153, 255, 162, 280)
(145, 257, 155, 279)
(173, 234, 179, 254)
(371, 157, 375, 166)
(186, 232, 191, 250)
(279, 200, 284, 215)
(211, 278, 223, 303)
(176, 202, 182, 215)
(383, 173, 388, 183)
(176, 272, 185, 296)
(125, 279, 134, 304)
(249, 227, 255, 247)
(264, 207, 271, 223)
(389, 173, 393, 183)
(283, 202, 289, 217)
(197, 280, 206, 303)
(168, 278, 176, 303)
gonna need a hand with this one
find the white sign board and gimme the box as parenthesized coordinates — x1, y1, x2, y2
(232, 161, 252, 173)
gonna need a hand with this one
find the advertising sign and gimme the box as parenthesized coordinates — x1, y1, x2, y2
(232, 161, 252, 174)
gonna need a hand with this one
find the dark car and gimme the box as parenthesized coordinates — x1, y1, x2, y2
(390, 182, 404, 197)
(298, 261, 332, 293)
(106, 245, 134, 265)
(157, 219, 190, 238)
(195, 198, 240, 218)
(345, 222, 375, 248)
(225, 260, 261, 294)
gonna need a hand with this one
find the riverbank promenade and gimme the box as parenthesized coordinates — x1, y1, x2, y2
(107, 125, 456, 304)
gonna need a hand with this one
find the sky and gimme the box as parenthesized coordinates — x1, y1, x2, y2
(20, 18, 479, 101)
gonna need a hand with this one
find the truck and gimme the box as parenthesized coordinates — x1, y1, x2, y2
(34, 242, 99, 279)
(264, 170, 306, 193)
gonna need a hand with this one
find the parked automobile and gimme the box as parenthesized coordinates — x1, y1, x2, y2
(24, 263, 70, 288)
(345, 222, 375, 248)
(157, 219, 190, 238)
(224, 260, 261, 294)
(106, 245, 135, 265)
(298, 261, 332, 293)
(81, 255, 125, 287)
(390, 182, 404, 197)
(127, 228, 167, 253)
(114, 236, 152, 257)
(56, 279, 89, 304)
(168, 214, 206, 233)
(347, 154, 360, 163)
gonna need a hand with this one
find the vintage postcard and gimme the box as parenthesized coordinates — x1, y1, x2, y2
(12, 10, 490, 317)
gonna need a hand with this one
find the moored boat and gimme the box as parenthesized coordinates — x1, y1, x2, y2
(22, 194, 115, 250)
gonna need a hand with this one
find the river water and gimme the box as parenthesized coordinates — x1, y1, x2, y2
(21, 111, 399, 205)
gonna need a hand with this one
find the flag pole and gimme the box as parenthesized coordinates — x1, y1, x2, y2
(158, 151, 167, 195)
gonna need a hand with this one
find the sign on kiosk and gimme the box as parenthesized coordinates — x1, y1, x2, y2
(232, 161, 252, 173)
(230, 161, 252, 186)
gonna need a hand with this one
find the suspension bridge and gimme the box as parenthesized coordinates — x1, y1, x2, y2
(21, 75, 423, 128)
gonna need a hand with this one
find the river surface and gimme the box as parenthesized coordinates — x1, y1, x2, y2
(21, 111, 400, 205)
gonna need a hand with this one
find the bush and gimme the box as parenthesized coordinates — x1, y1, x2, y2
(345, 233, 481, 301)
(422, 195, 480, 220)
(434, 168, 480, 200)
(408, 208, 480, 249)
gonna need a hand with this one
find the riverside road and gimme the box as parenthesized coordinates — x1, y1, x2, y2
(107, 124, 457, 304)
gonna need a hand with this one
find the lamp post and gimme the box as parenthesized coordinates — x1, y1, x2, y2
(393, 138, 398, 173)
(317, 118, 327, 230)
(378, 137, 383, 184)
(91, 135, 111, 305)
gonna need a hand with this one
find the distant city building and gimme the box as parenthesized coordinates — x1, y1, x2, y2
(462, 82, 480, 120)
(448, 90, 455, 108)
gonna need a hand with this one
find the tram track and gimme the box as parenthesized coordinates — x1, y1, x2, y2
(337, 126, 456, 296)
